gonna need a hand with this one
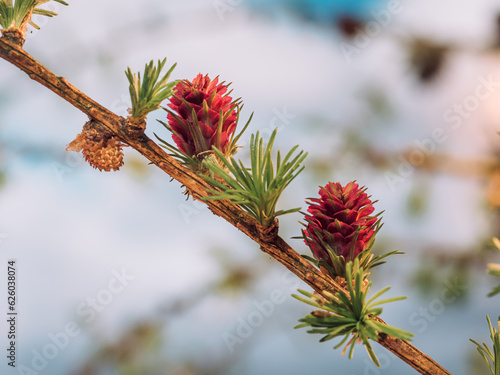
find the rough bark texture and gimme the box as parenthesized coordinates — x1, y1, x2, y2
(0, 37, 452, 375)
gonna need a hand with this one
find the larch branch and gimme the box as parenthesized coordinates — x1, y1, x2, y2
(0, 37, 451, 375)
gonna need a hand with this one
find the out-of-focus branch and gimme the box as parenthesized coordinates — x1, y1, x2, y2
(0, 37, 452, 375)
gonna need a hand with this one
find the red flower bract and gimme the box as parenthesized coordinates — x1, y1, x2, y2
(303, 181, 377, 264)
(167, 74, 237, 158)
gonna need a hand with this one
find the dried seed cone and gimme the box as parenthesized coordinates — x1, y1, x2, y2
(83, 138, 124, 172)
(67, 121, 124, 172)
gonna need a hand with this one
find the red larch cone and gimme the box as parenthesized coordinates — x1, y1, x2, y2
(303, 181, 377, 265)
(167, 74, 238, 159)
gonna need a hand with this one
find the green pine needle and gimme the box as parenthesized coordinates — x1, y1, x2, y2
(153, 130, 201, 169)
(155, 112, 252, 173)
(488, 237, 500, 297)
(470, 316, 500, 375)
(202, 128, 307, 226)
(301, 222, 404, 280)
(125, 58, 178, 120)
(292, 258, 413, 367)
(0, 0, 68, 30)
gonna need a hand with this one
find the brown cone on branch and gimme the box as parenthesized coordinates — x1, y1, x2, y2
(67, 120, 124, 172)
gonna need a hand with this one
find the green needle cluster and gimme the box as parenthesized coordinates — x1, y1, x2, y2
(488, 238, 500, 297)
(293, 259, 413, 367)
(0, 0, 67, 30)
(301, 245, 404, 282)
(470, 316, 500, 375)
(156, 109, 251, 172)
(202, 128, 307, 227)
(125, 58, 177, 120)
(301, 217, 404, 280)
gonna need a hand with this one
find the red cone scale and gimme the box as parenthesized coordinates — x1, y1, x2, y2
(167, 74, 237, 158)
(304, 181, 377, 264)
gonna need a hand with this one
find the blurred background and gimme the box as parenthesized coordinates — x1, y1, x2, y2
(1, 0, 500, 374)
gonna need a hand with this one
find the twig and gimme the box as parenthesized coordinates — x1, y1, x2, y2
(0, 37, 452, 375)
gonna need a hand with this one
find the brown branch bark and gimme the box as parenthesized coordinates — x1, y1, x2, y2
(0, 38, 452, 375)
